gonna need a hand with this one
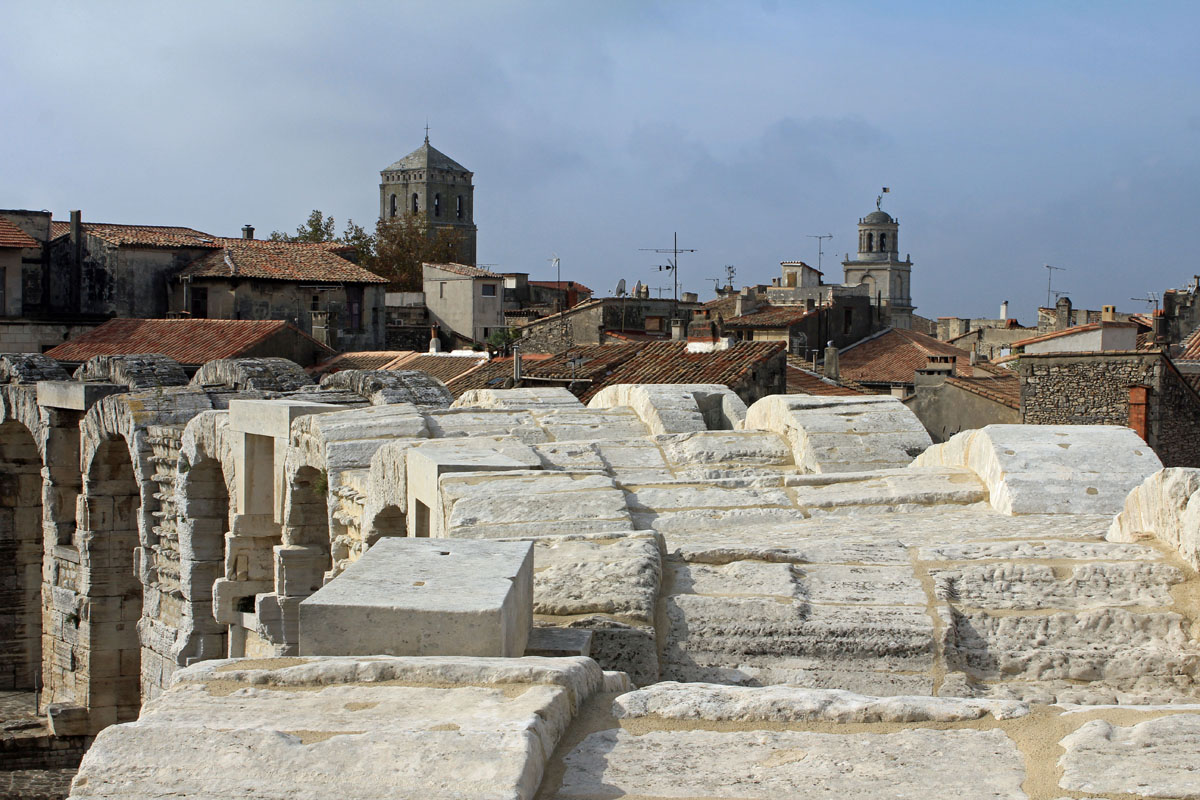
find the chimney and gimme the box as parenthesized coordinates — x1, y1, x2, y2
(1153, 309, 1169, 345)
(823, 341, 839, 380)
(670, 318, 687, 340)
(914, 354, 955, 389)
(1000, 300, 1009, 320)
(1102, 304, 1116, 322)
(242, 224, 255, 240)
(429, 325, 442, 353)
(70, 210, 83, 312)
(1055, 296, 1072, 330)
(735, 287, 758, 317)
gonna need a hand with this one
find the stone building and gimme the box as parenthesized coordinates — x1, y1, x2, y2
(841, 204, 914, 329)
(379, 135, 477, 265)
(515, 295, 703, 353)
(422, 262, 505, 345)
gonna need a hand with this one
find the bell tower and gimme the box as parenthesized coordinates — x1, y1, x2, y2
(841, 195, 914, 329)
(379, 131, 477, 265)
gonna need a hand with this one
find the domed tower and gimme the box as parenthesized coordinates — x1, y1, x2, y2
(379, 132, 477, 265)
(841, 198, 914, 329)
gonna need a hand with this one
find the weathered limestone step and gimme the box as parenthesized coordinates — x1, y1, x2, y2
(555, 727, 1026, 800)
(1058, 713, 1200, 798)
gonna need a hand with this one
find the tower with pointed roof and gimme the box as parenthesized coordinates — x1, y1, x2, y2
(379, 132, 477, 265)
(841, 199, 914, 330)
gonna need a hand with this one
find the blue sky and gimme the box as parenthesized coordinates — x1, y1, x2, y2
(3, 1, 1197, 320)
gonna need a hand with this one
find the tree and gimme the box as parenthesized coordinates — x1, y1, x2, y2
(271, 209, 336, 243)
(373, 212, 467, 291)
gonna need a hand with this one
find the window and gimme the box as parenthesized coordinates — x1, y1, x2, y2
(786, 271, 797, 287)
(389, 194, 397, 218)
(879, 233, 887, 251)
(434, 193, 441, 217)
(346, 286, 363, 331)
(456, 195, 463, 219)
(481, 283, 497, 297)
(190, 286, 208, 318)
(439, 282, 445, 299)
(843, 307, 854, 334)
(645, 316, 663, 332)
(867, 233, 874, 251)
(412, 193, 419, 214)
(311, 294, 320, 311)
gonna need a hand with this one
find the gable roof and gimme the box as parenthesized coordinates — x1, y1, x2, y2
(0, 217, 38, 248)
(785, 356, 864, 396)
(577, 341, 784, 402)
(529, 280, 594, 295)
(839, 328, 975, 385)
(424, 262, 500, 279)
(383, 141, 469, 174)
(945, 372, 1021, 410)
(723, 303, 816, 329)
(179, 239, 385, 284)
(1179, 324, 1200, 361)
(44, 318, 333, 365)
(50, 221, 218, 248)
(1010, 321, 1138, 349)
(311, 350, 489, 382)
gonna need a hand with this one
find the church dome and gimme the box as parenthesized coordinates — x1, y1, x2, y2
(862, 210, 893, 224)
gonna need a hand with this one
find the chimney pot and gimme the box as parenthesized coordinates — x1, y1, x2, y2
(242, 224, 255, 240)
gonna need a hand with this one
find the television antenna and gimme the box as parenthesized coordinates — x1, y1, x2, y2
(1044, 264, 1067, 308)
(806, 234, 833, 272)
(639, 232, 695, 304)
(1130, 292, 1159, 311)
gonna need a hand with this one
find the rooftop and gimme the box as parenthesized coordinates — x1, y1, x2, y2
(44, 318, 333, 365)
(839, 328, 976, 385)
(785, 356, 863, 396)
(0, 217, 37, 248)
(423, 262, 501, 278)
(382, 140, 470, 174)
(723, 303, 816, 329)
(945, 372, 1021, 409)
(49, 220, 218, 248)
(1010, 320, 1139, 349)
(179, 238, 386, 284)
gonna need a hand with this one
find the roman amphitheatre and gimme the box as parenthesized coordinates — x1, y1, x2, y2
(3, 352, 1200, 799)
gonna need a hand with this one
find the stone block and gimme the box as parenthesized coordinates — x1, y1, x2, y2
(298, 538, 533, 657)
(46, 703, 89, 736)
(36, 380, 124, 411)
(227, 398, 343, 438)
(525, 627, 592, 657)
(212, 578, 271, 626)
(273, 545, 328, 597)
(405, 444, 536, 538)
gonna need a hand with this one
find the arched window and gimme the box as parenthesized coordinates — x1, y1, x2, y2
(434, 193, 441, 217)
(867, 232, 874, 251)
(456, 195, 463, 219)
(879, 233, 888, 251)
(412, 193, 419, 214)
(389, 194, 397, 218)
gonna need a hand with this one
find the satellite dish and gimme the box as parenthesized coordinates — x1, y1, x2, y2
(615, 278, 627, 297)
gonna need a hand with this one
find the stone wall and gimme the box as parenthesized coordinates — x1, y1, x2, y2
(1019, 351, 1200, 467)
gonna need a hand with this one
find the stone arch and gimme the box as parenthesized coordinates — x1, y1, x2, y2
(73, 354, 189, 390)
(0, 353, 69, 384)
(365, 504, 406, 546)
(0, 420, 43, 690)
(190, 358, 314, 393)
(318, 369, 452, 408)
(81, 435, 144, 726)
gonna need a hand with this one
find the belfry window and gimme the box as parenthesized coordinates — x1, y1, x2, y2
(412, 193, 419, 214)
(434, 193, 441, 217)
(389, 194, 397, 218)
(879, 233, 888, 251)
(456, 195, 463, 219)
(867, 233, 874, 251)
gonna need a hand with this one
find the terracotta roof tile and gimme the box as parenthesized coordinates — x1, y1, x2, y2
(528, 280, 594, 295)
(391, 354, 488, 383)
(0, 217, 38, 248)
(945, 373, 1020, 410)
(44, 318, 333, 365)
(578, 341, 783, 402)
(424, 262, 500, 278)
(1179, 325, 1200, 361)
(51, 221, 219, 248)
(724, 304, 816, 328)
(839, 328, 975, 385)
(785, 356, 864, 396)
(180, 239, 385, 284)
(310, 351, 415, 376)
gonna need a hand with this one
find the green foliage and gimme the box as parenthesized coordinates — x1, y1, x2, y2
(486, 327, 520, 354)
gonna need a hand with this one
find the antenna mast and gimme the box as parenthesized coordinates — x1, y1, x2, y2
(806, 234, 833, 272)
(640, 232, 696, 305)
(1045, 264, 1067, 308)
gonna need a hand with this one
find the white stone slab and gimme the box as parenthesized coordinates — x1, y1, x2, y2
(1108, 467, 1200, 569)
(1059, 714, 1200, 798)
(299, 538, 533, 657)
(556, 727, 1026, 799)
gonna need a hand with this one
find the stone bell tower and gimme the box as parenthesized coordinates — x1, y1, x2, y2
(841, 196, 914, 330)
(379, 131, 477, 265)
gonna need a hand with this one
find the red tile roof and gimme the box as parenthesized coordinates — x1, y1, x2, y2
(785, 356, 864, 396)
(0, 217, 38, 248)
(945, 372, 1021, 410)
(529, 280, 594, 295)
(50, 221, 219, 248)
(724, 303, 816, 329)
(1010, 321, 1137, 349)
(839, 328, 976, 385)
(424, 262, 500, 278)
(310, 350, 414, 376)
(393, 353, 489, 383)
(44, 318, 333, 365)
(1179, 325, 1200, 361)
(179, 239, 385, 284)
(578, 341, 784, 402)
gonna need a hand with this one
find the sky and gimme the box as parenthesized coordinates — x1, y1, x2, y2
(3, 0, 1198, 321)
